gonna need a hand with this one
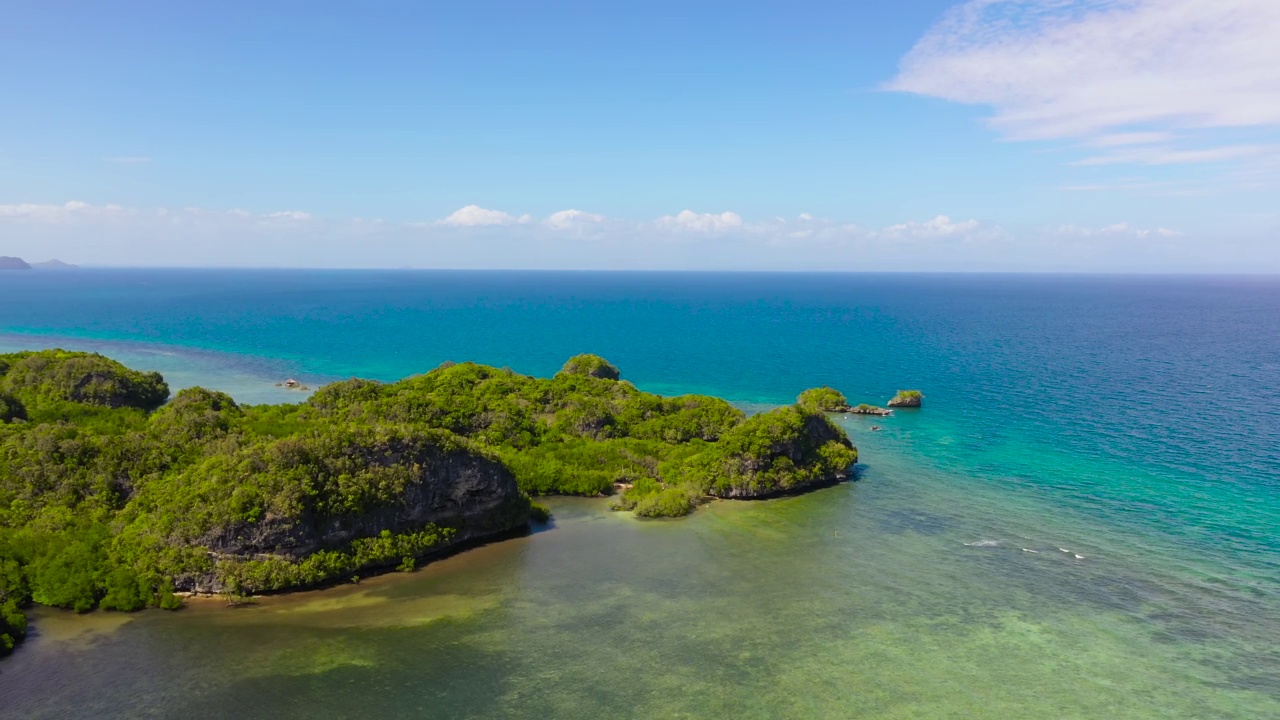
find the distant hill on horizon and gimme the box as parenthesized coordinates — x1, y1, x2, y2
(0, 257, 79, 270)
(0, 256, 32, 270)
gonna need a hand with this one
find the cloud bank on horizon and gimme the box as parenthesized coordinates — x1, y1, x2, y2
(2, 199, 1241, 273)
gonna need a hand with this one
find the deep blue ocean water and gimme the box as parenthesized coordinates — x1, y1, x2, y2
(1, 269, 1278, 718)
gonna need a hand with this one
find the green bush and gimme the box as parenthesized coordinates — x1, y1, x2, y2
(797, 386, 848, 412)
(664, 406, 857, 497)
(1, 544, 31, 656)
(557, 353, 621, 381)
(633, 487, 695, 518)
(529, 502, 552, 522)
(610, 476, 663, 511)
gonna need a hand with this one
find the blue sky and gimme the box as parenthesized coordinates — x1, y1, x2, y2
(2, 0, 1278, 271)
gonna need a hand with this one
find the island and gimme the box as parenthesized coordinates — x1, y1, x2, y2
(798, 386, 892, 416)
(0, 257, 32, 270)
(31, 259, 77, 269)
(888, 390, 924, 408)
(0, 350, 859, 656)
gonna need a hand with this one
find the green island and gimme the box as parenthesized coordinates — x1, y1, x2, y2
(888, 389, 924, 408)
(0, 350, 857, 656)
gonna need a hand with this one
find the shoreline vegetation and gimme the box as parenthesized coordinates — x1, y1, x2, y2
(0, 349, 867, 657)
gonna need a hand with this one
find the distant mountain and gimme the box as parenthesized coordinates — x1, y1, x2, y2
(0, 256, 32, 270)
(31, 259, 77, 269)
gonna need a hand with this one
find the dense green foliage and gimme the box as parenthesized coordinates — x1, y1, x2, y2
(663, 406, 857, 497)
(1, 350, 168, 415)
(1, 534, 28, 652)
(797, 386, 849, 412)
(889, 390, 924, 407)
(611, 478, 699, 518)
(0, 349, 856, 658)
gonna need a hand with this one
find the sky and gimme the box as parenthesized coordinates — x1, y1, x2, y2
(2, 0, 1278, 271)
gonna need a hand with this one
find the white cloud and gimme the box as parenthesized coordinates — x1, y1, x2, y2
(1071, 145, 1275, 167)
(545, 209, 605, 230)
(1051, 222, 1182, 239)
(263, 210, 312, 221)
(5, 198, 1260, 271)
(888, 0, 1280, 167)
(880, 215, 981, 239)
(0, 200, 133, 222)
(654, 210, 744, 233)
(891, 0, 1280, 140)
(1086, 133, 1178, 148)
(437, 204, 520, 227)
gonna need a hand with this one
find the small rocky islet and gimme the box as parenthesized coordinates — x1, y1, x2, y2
(797, 385, 924, 416)
(0, 349, 902, 657)
(888, 389, 924, 408)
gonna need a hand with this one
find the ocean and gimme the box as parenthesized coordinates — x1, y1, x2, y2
(0, 269, 1277, 718)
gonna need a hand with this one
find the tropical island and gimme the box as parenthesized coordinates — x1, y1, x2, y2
(799, 386, 893, 416)
(888, 390, 924, 408)
(0, 350, 859, 656)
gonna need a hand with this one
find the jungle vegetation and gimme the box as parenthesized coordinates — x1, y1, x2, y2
(0, 350, 856, 655)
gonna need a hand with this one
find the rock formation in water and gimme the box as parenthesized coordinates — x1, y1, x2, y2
(888, 390, 923, 408)
(797, 386, 851, 412)
(798, 387, 895, 416)
(0, 257, 32, 270)
(30, 259, 77, 269)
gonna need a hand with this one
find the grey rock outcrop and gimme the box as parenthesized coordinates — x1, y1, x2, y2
(173, 431, 529, 593)
(887, 391, 923, 408)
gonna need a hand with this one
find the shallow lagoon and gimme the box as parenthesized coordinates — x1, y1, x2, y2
(5, 430, 1278, 718)
(1, 271, 1278, 717)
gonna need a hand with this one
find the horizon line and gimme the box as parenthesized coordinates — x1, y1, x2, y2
(8, 265, 1280, 277)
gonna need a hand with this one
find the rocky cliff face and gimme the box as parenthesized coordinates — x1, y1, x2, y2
(170, 432, 530, 593)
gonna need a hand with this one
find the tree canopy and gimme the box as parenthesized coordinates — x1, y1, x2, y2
(0, 349, 856, 657)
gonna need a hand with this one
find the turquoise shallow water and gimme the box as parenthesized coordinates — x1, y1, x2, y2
(0, 270, 1278, 718)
